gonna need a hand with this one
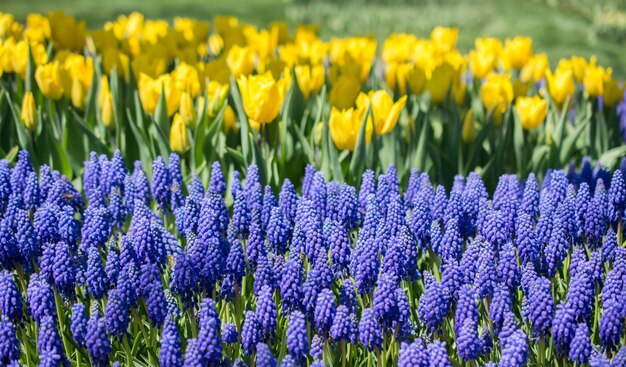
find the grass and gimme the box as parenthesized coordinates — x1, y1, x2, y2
(3, 0, 625, 76)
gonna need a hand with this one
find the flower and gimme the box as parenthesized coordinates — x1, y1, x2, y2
(480, 73, 513, 119)
(170, 114, 190, 154)
(515, 96, 547, 130)
(462, 109, 475, 143)
(295, 64, 324, 100)
(238, 72, 286, 125)
(430, 26, 458, 54)
(179, 91, 196, 127)
(227, 45, 254, 77)
(329, 74, 361, 109)
(520, 53, 549, 83)
(328, 106, 372, 151)
(100, 89, 115, 129)
(35, 62, 64, 100)
(583, 64, 611, 97)
(359, 90, 407, 135)
(286, 311, 308, 362)
(546, 68, 575, 105)
(20, 92, 38, 132)
(501, 36, 532, 70)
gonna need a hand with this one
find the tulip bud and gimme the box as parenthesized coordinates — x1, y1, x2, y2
(515, 96, 547, 131)
(71, 77, 86, 110)
(179, 91, 196, 127)
(462, 109, 476, 143)
(20, 92, 38, 132)
(224, 105, 237, 134)
(170, 113, 189, 154)
(101, 91, 114, 129)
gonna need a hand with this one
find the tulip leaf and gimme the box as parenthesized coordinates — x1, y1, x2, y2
(125, 108, 154, 167)
(69, 109, 111, 154)
(230, 76, 251, 166)
(598, 146, 626, 169)
(413, 111, 428, 172)
(193, 92, 211, 168)
(292, 124, 315, 163)
(25, 44, 37, 94)
(324, 114, 343, 182)
(226, 147, 245, 166)
(154, 84, 170, 145)
(466, 122, 493, 175)
(6, 93, 33, 151)
(3, 146, 19, 163)
(559, 117, 589, 164)
(44, 123, 72, 178)
(512, 109, 525, 176)
(349, 104, 371, 175)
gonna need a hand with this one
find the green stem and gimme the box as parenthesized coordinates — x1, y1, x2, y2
(341, 341, 347, 367)
(538, 338, 546, 366)
(131, 307, 156, 364)
(53, 289, 72, 358)
(123, 335, 135, 367)
(375, 347, 382, 367)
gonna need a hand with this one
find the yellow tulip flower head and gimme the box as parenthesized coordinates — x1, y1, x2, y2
(20, 92, 38, 132)
(179, 91, 196, 127)
(101, 90, 115, 129)
(47, 10, 86, 51)
(170, 113, 190, 154)
(583, 64, 611, 97)
(520, 53, 549, 83)
(71, 77, 87, 110)
(501, 36, 532, 70)
(295, 64, 325, 100)
(206, 81, 230, 118)
(329, 106, 372, 151)
(462, 109, 476, 143)
(224, 105, 238, 134)
(469, 50, 497, 80)
(480, 73, 513, 118)
(603, 78, 623, 107)
(35, 61, 64, 100)
(227, 45, 254, 78)
(515, 96, 547, 130)
(363, 90, 407, 136)
(329, 74, 361, 109)
(545, 68, 575, 105)
(427, 61, 458, 105)
(430, 26, 459, 54)
(238, 71, 285, 126)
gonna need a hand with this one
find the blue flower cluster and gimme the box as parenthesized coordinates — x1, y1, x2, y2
(1, 150, 626, 366)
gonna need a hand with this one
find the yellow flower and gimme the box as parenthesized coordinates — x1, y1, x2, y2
(360, 90, 407, 135)
(430, 26, 459, 54)
(569, 55, 588, 82)
(545, 68, 575, 105)
(62, 54, 94, 100)
(138, 73, 181, 116)
(513, 79, 531, 98)
(209, 34, 224, 55)
(226, 45, 254, 77)
(583, 64, 611, 97)
(224, 105, 238, 134)
(24, 14, 51, 43)
(206, 81, 230, 118)
(407, 64, 427, 95)
(171, 63, 201, 97)
(47, 10, 86, 51)
(329, 106, 372, 151)
(98, 76, 110, 110)
(170, 113, 190, 154)
(475, 37, 502, 56)
(520, 53, 549, 83)
(427, 61, 457, 105)
(237, 72, 285, 125)
(35, 62, 64, 100)
(102, 48, 130, 79)
(11, 41, 49, 80)
(179, 91, 196, 127)
(603, 78, 622, 107)
(462, 109, 475, 143)
(71, 77, 87, 110)
(202, 57, 231, 85)
(469, 50, 497, 79)
(480, 73, 513, 118)
(295, 64, 325, 100)
(101, 90, 115, 129)
(515, 96, 547, 130)
(271, 21, 289, 44)
(20, 92, 38, 132)
(329, 74, 361, 109)
(132, 54, 168, 79)
(501, 36, 532, 70)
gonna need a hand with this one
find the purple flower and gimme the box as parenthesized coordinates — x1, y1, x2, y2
(0, 317, 20, 364)
(457, 318, 479, 362)
(86, 245, 108, 299)
(454, 285, 478, 335)
(499, 329, 528, 367)
(85, 311, 111, 367)
(566, 262, 594, 323)
(310, 334, 323, 359)
(600, 298, 623, 351)
(197, 298, 222, 364)
(569, 322, 591, 364)
(222, 322, 238, 344)
(521, 173, 539, 217)
(314, 288, 336, 336)
(0, 271, 22, 322)
(286, 310, 308, 362)
(428, 341, 452, 367)
(398, 340, 428, 367)
(37, 315, 65, 363)
(257, 285, 277, 342)
(330, 305, 356, 344)
(160, 314, 183, 367)
(552, 302, 576, 355)
(27, 274, 55, 323)
(71, 303, 88, 347)
(358, 308, 382, 351)
(241, 311, 260, 355)
(527, 276, 554, 338)
(183, 338, 204, 366)
(152, 156, 171, 212)
(105, 288, 129, 337)
(359, 170, 376, 211)
(418, 271, 447, 333)
(209, 161, 226, 196)
(256, 342, 278, 367)
(328, 221, 351, 275)
(339, 279, 357, 315)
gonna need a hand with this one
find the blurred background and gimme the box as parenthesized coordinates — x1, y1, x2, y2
(3, 0, 626, 76)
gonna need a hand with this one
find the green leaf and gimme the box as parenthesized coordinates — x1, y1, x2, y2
(25, 44, 37, 94)
(349, 104, 371, 174)
(292, 124, 315, 162)
(512, 109, 525, 175)
(226, 147, 245, 166)
(598, 146, 626, 169)
(154, 84, 170, 146)
(69, 109, 111, 154)
(230, 76, 252, 165)
(5, 93, 32, 150)
(559, 117, 589, 164)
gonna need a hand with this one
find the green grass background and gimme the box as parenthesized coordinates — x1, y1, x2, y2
(3, 0, 625, 77)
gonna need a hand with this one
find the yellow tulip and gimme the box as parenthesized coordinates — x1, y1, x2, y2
(462, 109, 475, 143)
(209, 34, 224, 55)
(545, 68, 575, 105)
(295, 64, 325, 100)
(583, 64, 610, 97)
(47, 10, 86, 51)
(603, 78, 622, 107)
(203, 57, 231, 85)
(102, 48, 130, 79)
(515, 96, 547, 130)
(207, 81, 230, 118)
(329, 106, 372, 151)
(35, 62, 64, 100)
(20, 92, 38, 132)
(271, 21, 289, 44)
(501, 36, 532, 70)
(101, 91, 115, 129)
(98, 76, 111, 110)
(469, 50, 497, 79)
(224, 105, 238, 134)
(170, 113, 190, 154)
(24, 14, 51, 43)
(171, 63, 201, 97)
(11, 41, 49, 80)
(329, 74, 361, 109)
(430, 26, 459, 54)
(227, 45, 254, 77)
(138, 73, 180, 116)
(237, 72, 285, 125)
(407, 64, 427, 95)
(361, 90, 407, 135)
(71, 77, 87, 110)
(474, 37, 502, 56)
(569, 55, 588, 83)
(179, 92, 196, 127)
(520, 53, 549, 83)
(513, 79, 531, 98)
(427, 62, 457, 105)
(480, 73, 513, 118)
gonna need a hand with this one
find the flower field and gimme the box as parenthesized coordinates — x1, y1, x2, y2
(0, 10, 626, 367)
